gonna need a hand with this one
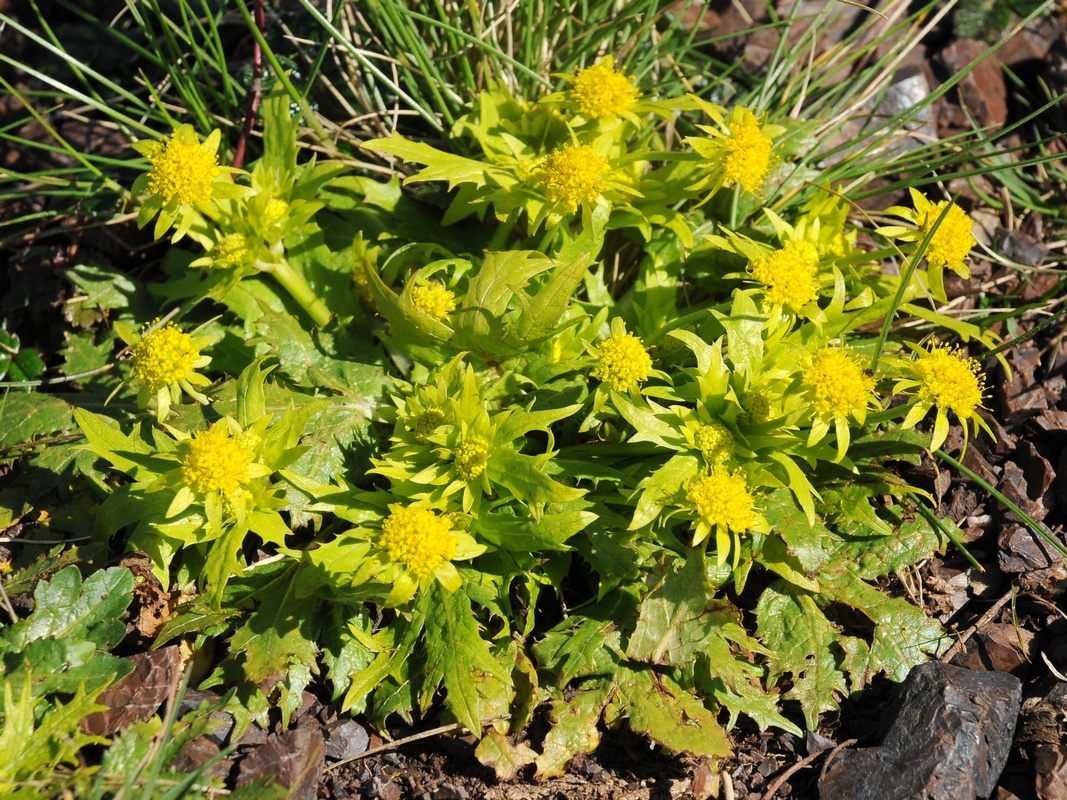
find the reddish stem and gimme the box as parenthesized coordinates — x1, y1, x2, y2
(231, 0, 265, 170)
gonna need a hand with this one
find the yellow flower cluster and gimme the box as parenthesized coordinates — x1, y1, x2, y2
(743, 391, 771, 425)
(918, 200, 976, 274)
(750, 240, 820, 311)
(570, 60, 639, 118)
(694, 422, 736, 465)
(913, 343, 986, 419)
(687, 468, 757, 535)
(410, 282, 457, 320)
(181, 426, 255, 498)
(411, 407, 445, 442)
(804, 347, 875, 420)
(595, 330, 653, 392)
(541, 144, 611, 213)
(263, 197, 290, 228)
(722, 109, 775, 194)
(454, 435, 490, 481)
(143, 130, 220, 207)
(379, 506, 457, 578)
(212, 233, 251, 268)
(131, 323, 202, 392)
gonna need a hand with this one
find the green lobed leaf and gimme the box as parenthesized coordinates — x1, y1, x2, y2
(0, 392, 75, 452)
(475, 730, 539, 781)
(230, 567, 323, 688)
(626, 550, 720, 667)
(421, 583, 513, 735)
(534, 680, 613, 780)
(756, 580, 848, 729)
(819, 571, 948, 681)
(614, 664, 731, 758)
(13, 565, 133, 651)
(474, 503, 594, 552)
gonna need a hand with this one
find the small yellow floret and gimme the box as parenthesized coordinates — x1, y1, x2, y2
(687, 468, 757, 535)
(722, 109, 775, 193)
(694, 422, 735, 465)
(595, 331, 653, 392)
(410, 283, 457, 320)
(181, 426, 255, 498)
(131, 323, 201, 391)
(913, 344, 986, 418)
(379, 506, 457, 578)
(750, 240, 820, 311)
(804, 347, 875, 420)
(541, 144, 611, 213)
(571, 61, 639, 118)
(454, 435, 490, 481)
(145, 131, 219, 206)
(919, 200, 976, 272)
(212, 233, 251, 268)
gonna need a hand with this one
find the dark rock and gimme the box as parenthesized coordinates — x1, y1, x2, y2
(171, 735, 233, 782)
(324, 718, 370, 762)
(998, 524, 1063, 574)
(940, 39, 1007, 129)
(236, 727, 325, 800)
(951, 623, 1035, 680)
(178, 688, 236, 746)
(998, 229, 1049, 267)
(1035, 743, 1067, 800)
(819, 662, 1022, 800)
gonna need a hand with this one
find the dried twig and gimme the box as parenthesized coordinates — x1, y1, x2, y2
(940, 586, 1015, 663)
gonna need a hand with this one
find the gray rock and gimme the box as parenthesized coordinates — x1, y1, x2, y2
(324, 718, 370, 761)
(820, 662, 1022, 800)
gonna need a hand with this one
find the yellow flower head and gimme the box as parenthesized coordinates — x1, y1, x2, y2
(411, 406, 445, 442)
(749, 240, 820, 311)
(694, 422, 736, 465)
(687, 468, 757, 535)
(570, 58, 639, 118)
(263, 197, 290, 228)
(211, 233, 252, 269)
(131, 323, 202, 392)
(912, 343, 987, 419)
(410, 282, 457, 320)
(142, 126, 220, 207)
(594, 325, 653, 392)
(541, 144, 611, 213)
(804, 347, 875, 420)
(181, 425, 256, 498)
(917, 199, 976, 275)
(379, 506, 457, 579)
(743, 391, 772, 425)
(453, 435, 491, 481)
(722, 108, 776, 194)
(877, 189, 977, 283)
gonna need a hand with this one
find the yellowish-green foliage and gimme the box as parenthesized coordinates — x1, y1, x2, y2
(26, 46, 1010, 784)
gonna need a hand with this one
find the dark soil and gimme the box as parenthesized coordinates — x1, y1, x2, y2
(3, 1, 1067, 799)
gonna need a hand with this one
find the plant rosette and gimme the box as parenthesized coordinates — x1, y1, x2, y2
(113, 318, 220, 421)
(73, 404, 311, 605)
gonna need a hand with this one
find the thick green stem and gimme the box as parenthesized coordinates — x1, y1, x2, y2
(488, 209, 520, 251)
(260, 259, 332, 327)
